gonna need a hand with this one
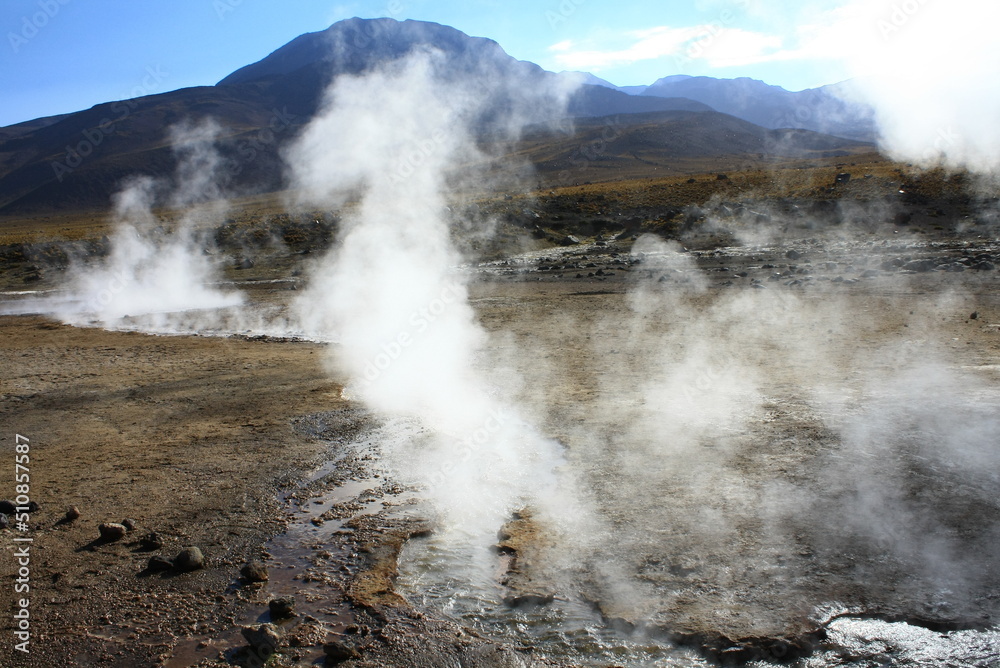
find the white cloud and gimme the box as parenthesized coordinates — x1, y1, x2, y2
(547, 0, 1000, 172)
(548, 26, 699, 71)
(686, 27, 784, 67)
(549, 24, 787, 71)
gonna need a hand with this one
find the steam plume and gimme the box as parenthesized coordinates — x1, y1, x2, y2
(58, 119, 242, 330)
(286, 50, 585, 550)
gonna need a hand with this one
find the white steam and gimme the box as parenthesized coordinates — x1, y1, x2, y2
(286, 51, 587, 551)
(835, 0, 1000, 173)
(58, 119, 243, 330)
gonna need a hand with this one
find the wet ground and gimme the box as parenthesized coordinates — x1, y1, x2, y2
(3, 234, 1000, 666)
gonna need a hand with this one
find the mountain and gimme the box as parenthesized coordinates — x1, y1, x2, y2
(640, 75, 874, 140)
(0, 18, 716, 215)
(523, 110, 873, 184)
(216, 19, 710, 120)
(0, 18, 871, 216)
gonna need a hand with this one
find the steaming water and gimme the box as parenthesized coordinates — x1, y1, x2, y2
(396, 515, 1000, 667)
(397, 541, 707, 666)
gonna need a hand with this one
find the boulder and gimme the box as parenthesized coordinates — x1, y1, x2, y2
(146, 556, 174, 573)
(98, 523, 128, 541)
(241, 560, 269, 583)
(242, 623, 281, 656)
(269, 596, 295, 619)
(323, 640, 360, 664)
(174, 546, 205, 572)
(140, 532, 164, 550)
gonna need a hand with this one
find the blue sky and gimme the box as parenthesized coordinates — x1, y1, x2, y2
(0, 0, 921, 127)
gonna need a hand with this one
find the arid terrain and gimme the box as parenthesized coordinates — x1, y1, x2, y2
(3, 163, 1000, 667)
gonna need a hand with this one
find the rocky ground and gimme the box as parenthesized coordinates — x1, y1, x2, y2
(2, 172, 1000, 666)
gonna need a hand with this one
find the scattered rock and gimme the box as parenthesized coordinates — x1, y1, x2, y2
(716, 173, 729, 180)
(64, 506, 81, 522)
(146, 556, 174, 573)
(0, 500, 16, 515)
(269, 596, 295, 619)
(0, 513, 8, 530)
(241, 560, 269, 583)
(323, 640, 360, 664)
(98, 523, 128, 541)
(785, 249, 802, 260)
(970, 311, 979, 320)
(901, 259, 937, 273)
(973, 261, 995, 271)
(242, 623, 281, 656)
(140, 532, 164, 550)
(174, 546, 205, 572)
(835, 172, 851, 184)
(121, 518, 138, 532)
(559, 235, 580, 246)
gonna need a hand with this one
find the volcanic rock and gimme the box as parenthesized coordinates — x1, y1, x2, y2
(269, 596, 296, 619)
(0, 513, 8, 530)
(146, 556, 174, 573)
(121, 518, 138, 532)
(64, 506, 81, 521)
(140, 531, 164, 550)
(323, 639, 360, 664)
(785, 249, 802, 260)
(242, 623, 281, 656)
(174, 546, 205, 572)
(241, 559, 269, 583)
(98, 523, 128, 541)
(0, 500, 15, 514)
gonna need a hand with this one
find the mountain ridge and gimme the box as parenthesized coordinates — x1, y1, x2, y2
(0, 17, 873, 216)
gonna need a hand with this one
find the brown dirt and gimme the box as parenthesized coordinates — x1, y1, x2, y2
(2, 183, 1000, 666)
(0, 317, 338, 666)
